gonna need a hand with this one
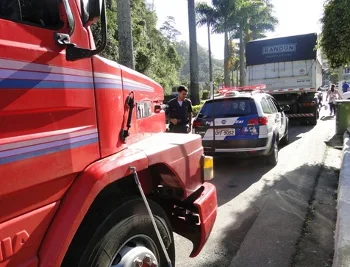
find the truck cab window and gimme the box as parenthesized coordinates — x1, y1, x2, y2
(0, 0, 62, 28)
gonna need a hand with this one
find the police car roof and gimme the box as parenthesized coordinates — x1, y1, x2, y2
(208, 90, 265, 101)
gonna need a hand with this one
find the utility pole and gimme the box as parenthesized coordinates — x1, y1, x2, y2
(188, 0, 200, 105)
(207, 21, 214, 97)
(117, 0, 135, 69)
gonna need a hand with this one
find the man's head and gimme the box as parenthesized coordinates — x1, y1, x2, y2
(331, 84, 335, 92)
(177, 85, 188, 101)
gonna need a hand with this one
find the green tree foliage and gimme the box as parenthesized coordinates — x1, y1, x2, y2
(229, 0, 278, 85)
(321, 0, 350, 68)
(175, 41, 224, 88)
(202, 0, 277, 86)
(91, 0, 181, 94)
(212, 0, 236, 86)
(160, 16, 181, 42)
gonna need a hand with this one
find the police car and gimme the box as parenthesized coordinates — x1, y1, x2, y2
(193, 85, 289, 165)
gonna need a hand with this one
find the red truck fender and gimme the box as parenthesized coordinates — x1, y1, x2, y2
(38, 147, 149, 267)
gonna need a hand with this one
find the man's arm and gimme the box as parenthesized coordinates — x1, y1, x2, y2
(326, 91, 329, 102)
(166, 100, 177, 125)
(165, 103, 171, 121)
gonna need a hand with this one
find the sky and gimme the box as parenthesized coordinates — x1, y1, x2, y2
(146, 0, 325, 60)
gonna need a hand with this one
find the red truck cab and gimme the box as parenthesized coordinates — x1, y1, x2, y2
(0, 0, 217, 266)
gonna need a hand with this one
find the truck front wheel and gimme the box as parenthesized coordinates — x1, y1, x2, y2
(64, 198, 175, 267)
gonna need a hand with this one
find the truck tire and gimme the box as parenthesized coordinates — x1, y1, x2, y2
(266, 137, 278, 166)
(310, 111, 318, 125)
(310, 118, 317, 125)
(63, 197, 175, 267)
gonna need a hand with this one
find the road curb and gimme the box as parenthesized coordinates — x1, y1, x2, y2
(333, 129, 350, 267)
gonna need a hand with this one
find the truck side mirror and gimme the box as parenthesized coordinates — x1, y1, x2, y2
(282, 105, 290, 112)
(81, 0, 103, 27)
(55, 0, 107, 61)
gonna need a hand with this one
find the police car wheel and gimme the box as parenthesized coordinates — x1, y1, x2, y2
(266, 138, 278, 166)
(280, 128, 289, 146)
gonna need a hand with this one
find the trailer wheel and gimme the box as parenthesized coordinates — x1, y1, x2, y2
(310, 119, 317, 125)
(63, 198, 175, 267)
(310, 111, 318, 125)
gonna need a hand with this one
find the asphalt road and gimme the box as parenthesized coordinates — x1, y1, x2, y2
(174, 105, 336, 267)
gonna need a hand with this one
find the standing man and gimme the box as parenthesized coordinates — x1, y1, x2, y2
(166, 85, 193, 133)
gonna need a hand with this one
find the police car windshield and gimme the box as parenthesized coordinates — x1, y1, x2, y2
(199, 98, 257, 118)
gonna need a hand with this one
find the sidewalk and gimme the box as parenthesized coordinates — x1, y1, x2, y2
(333, 130, 350, 267)
(291, 144, 340, 267)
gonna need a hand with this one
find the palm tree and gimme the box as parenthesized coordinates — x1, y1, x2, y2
(229, 0, 278, 85)
(227, 40, 240, 85)
(245, 1, 277, 42)
(117, 0, 134, 69)
(196, 2, 218, 96)
(188, 0, 200, 105)
(212, 0, 236, 87)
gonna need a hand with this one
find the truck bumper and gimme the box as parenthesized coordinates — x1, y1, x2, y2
(191, 182, 217, 257)
(286, 113, 315, 118)
(169, 182, 217, 258)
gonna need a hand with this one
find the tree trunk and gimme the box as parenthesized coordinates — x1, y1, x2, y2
(236, 68, 239, 85)
(207, 22, 213, 96)
(117, 0, 134, 69)
(188, 0, 200, 105)
(239, 26, 245, 86)
(224, 30, 230, 87)
(231, 69, 233, 85)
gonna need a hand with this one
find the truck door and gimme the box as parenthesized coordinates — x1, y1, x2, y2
(0, 1, 99, 265)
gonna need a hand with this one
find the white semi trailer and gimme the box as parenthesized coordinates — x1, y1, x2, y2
(246, 33, 322, 125)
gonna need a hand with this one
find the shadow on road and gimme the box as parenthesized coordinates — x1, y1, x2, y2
(197, 163, 333, 267)
(320, 115, 335, 121)
(288, 121, 315, 145)
(211, 124, 315, 207)
(325, 134, 343, 149)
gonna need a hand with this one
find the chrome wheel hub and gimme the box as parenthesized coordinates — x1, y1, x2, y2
(111, 236, 159, 267)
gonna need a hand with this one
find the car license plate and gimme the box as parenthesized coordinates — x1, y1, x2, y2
(215, 128, 235, 136)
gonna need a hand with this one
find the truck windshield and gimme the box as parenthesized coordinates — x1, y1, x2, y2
(199, 98, 257, 118)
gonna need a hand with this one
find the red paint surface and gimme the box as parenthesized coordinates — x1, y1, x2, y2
(191, 182, 218, 257)
(1, 0, 217, 265)
(0, 203, 58, 267)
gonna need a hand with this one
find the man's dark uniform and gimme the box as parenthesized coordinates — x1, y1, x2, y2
(166, 98, 193, 133)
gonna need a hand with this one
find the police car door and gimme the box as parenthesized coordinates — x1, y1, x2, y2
(260, 97, 275, 137)
(267, 97, 283, 139)
(271, 97, 287, 136)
